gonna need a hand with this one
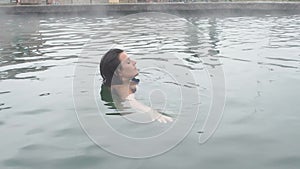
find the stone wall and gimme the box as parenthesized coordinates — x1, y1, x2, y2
(1, 2, 300, 14)
(54, 0, 107, 4)
(20, 0, 41, 4)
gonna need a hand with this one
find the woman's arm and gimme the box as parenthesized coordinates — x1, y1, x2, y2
(126, 94, 173, 123)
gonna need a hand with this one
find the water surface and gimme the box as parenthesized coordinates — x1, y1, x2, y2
(0, 12, 300, 169)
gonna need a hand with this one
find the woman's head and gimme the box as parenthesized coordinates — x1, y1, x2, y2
(100, 49, 138, 86)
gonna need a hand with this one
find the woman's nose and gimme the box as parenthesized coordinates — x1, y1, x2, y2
(133, 60, 136, 65)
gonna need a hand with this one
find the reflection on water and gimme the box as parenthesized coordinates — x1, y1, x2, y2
(0, 12, 300, 169)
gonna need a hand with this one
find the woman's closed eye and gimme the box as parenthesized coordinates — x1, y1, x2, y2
(127, 58, 131, 64)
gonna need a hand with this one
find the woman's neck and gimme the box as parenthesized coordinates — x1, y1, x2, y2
(111, 83, 133, 100)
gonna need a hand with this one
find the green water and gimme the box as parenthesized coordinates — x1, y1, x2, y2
(0, 12, 300, 168)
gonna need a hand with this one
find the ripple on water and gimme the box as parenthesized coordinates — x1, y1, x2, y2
(0, 16, 90, 82)
(39, 92, 51, 97)
(52, 155, 104, 169)
(267, 156, 300, 169)
(16, 109, 51, 116)
(0, 91, 10, 95)
(0, 103, 12, 111)
(3, 149, 104, 169)
(51, 127, 84, 138)
(25, 128, 45, 135)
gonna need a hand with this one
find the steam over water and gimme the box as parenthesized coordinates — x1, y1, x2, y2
(0, 12, 300, 168)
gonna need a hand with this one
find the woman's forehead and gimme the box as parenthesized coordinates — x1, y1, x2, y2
(119, 52, 129, 61)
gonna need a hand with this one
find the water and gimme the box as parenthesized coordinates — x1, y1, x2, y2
(0, 12, 300, 169)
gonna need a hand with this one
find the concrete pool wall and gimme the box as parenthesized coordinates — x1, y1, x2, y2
(0, 2, 299, 14)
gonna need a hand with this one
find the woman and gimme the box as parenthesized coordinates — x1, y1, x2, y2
(100, 49, 173, 123)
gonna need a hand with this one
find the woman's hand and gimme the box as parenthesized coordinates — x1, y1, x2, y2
(150, 110, 173, 123)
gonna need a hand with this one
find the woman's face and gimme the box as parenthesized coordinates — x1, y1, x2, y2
(117, 52, 138, 80)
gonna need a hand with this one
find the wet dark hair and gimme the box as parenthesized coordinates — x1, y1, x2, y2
(100, 48, 124, 86)
(100, 84, 116, 109)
